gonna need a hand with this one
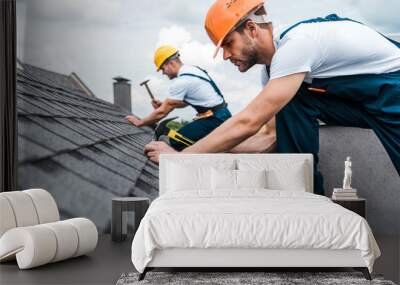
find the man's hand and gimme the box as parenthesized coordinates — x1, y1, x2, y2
(151, 99, 162, 109)
(144, 141, 178, 163)
(125, 115, 143, 127)
(126, 99, 185, 128)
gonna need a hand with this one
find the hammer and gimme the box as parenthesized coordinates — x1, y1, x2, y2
(140, 79, 155, 100)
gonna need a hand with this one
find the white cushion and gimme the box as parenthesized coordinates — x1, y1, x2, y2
(24, 189, 59, 224)
(211, 168, 236, 190)
(236, 169, 267, 189)
(160, 154, 313, 194)
(0, 218, 98, 269)
(0, 196, 17, 237)
(211, 169, 268, 191)
(42, 221, 79, 262)
(238, 159, 308, 191)
(0, 225, 57, 268)
(167, 162, 211, 191)
(66, 218, 98, 257)
(0, 189, 98, 269)
(1, 191, 39, 227)
(0, 189, 59, 237)
(161, 155, 237, 194)
(166, 160, 236, 192)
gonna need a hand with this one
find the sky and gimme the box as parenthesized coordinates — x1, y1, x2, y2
(16, 0, 400, 120)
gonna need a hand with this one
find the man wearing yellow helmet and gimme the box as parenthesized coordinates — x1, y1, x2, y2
(126, 45, 232, 151)
(145, 0, 400, 196)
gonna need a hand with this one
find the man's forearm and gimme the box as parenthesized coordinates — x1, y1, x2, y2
(182, 112, 261, 153)
(137, 110, 166, 126)
(229, 129, 276, 153)
(180, 100, 278, 154)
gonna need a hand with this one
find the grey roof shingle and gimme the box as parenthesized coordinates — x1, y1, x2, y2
(17, 63, 159, 233)
(21, 63, 92, 96)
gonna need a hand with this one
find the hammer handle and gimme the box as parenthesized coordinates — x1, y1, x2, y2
(144, 85, 155, 100)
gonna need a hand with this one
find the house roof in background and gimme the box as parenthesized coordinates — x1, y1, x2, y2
(17, 62, 159, 232)
(20, 63, 90, 95)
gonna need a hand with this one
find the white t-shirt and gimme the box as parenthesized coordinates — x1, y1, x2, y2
(168, 65, 224, 107)
(261, 20, 400, 85)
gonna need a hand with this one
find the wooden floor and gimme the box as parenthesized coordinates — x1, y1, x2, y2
(0, 235, 398, 285)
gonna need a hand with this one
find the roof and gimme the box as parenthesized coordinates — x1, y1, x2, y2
(17, 63, 159, 232)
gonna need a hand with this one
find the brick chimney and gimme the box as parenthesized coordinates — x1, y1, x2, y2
(113, 76, 132, 113)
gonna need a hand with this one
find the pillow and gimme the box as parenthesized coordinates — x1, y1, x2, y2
(267, 165, 307, 191)
(162, 158, 236, 193)
(236, 169, 267, 189)
(211, 169, 268, 191)
(167, 162, 211, 191)
(238, 159, 308, 191)
(165, 159, 236, 193)
(211, 168, 236, 190)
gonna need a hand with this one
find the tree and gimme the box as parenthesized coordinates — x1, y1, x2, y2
(166, 119, 189, 130)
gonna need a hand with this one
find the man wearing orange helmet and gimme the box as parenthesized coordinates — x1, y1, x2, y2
(145, 0, 400, 195)
(126, 45, 232, 151)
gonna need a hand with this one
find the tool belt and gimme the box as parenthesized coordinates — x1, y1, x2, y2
(193, 102, 227, 120)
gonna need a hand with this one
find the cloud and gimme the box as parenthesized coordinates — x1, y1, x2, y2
(156, 26, 192, 49)
(156, 25, 221, 69)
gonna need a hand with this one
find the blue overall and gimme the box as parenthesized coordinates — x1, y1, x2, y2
(275, 14, 400, 195)
(170, 66, 231, 151)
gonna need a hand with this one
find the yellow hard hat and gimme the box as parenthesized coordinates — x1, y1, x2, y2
(153, 45, 179, 71)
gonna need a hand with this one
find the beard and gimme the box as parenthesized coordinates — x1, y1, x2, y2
(166, 72, 178, 79)
(235, 37, 259, 72)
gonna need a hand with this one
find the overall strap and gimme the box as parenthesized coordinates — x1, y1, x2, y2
(179, 66, 224, 99)
(386, 37, 400, 48)
(279, 14, 360, 40)
(265, 65, 271, 78)
(279, 13, 400, 49)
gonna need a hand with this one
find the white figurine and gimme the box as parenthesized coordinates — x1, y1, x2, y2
(342, 156, 352, 189)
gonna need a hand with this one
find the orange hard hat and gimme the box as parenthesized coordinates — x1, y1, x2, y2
(205, 0, 265, 58)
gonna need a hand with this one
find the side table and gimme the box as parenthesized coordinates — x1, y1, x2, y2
(112, 197, 150, 242)
(332, 198, 366, 218)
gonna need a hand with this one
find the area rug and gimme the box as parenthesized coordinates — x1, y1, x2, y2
(116, 271, 396, 285)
